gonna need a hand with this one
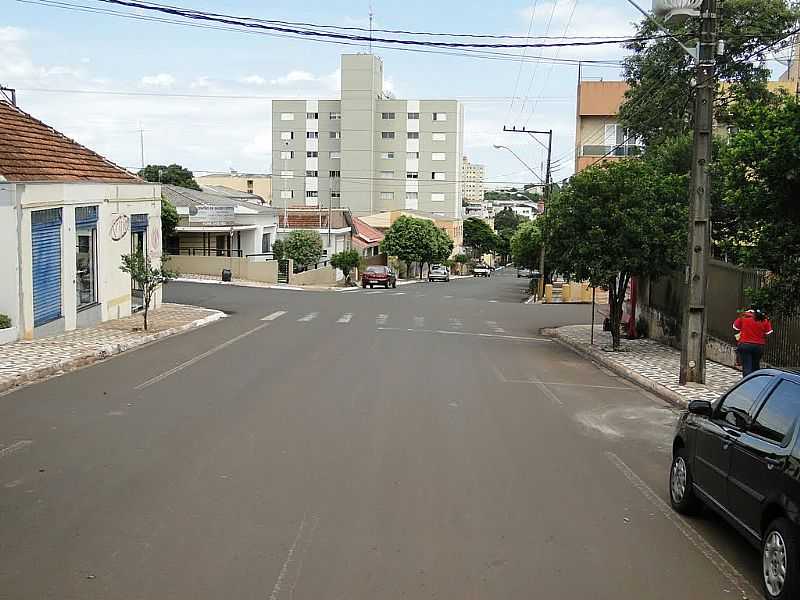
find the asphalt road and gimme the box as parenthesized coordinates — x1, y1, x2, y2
(0, 269, 764, 599)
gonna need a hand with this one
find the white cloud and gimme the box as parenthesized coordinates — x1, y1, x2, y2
(0, 26, 27, 43)
(241, 74, 267, 86)
(140, 73, 176, 87)
(270, 70, 316, 85)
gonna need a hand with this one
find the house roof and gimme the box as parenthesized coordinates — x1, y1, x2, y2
(351, 217, 384, 248)
(278, 208, 351, 230)
(162, 184, 274, 213)
(200, 185, 266, 203)
(0, 100, 138, 182)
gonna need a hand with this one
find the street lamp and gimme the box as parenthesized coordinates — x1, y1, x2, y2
(492, 145, 546, 184)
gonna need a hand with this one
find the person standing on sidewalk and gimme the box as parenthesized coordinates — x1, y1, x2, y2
(733, 308, 774, 377)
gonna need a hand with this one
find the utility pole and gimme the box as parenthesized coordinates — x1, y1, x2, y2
(137, 124, 146, 170)
(502, 126, 553, 299)
(680, 0, 718, 385)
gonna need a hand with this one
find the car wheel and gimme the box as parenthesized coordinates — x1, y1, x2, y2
(763, 518, 799, 599)
(362, 282, 366, 288)
(369, 284, 373, 289)
(385, 282, 389, 289)
(392, 281, 397, 289)
(669, 448, 701, 515)
(517, 274, 521, 278)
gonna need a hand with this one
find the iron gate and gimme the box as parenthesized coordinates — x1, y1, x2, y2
(277, 259, 290, 284)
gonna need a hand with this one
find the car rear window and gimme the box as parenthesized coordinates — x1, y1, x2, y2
(750, 379, 800, 445)
(366, 266, 387, 273)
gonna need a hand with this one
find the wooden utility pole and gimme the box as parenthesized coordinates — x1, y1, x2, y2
(680, 0, 718, 385)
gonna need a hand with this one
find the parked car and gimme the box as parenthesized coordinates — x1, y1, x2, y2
(362, 266, 397, 289)
(428, 265, 450, 282)
(517, 267, 531, 278)
(473, 264, 491, 277)
(670, 369, 800, 599)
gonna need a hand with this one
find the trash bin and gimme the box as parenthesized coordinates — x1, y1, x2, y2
(221, 268, 232, 282)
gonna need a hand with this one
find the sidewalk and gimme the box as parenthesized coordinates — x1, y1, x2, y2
(0, 303, 224, 394)
(549, 325, 742, 406)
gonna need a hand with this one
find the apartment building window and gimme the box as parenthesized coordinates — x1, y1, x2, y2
(306, 151, 318, 158)
(306, 191, 318, 199)
(405, 192, 418, 201)
(381, 112, 396, 120)
(407, 132, 419, 139)
(406, 171, 419, 179)
(329, 170, 340, 178)
(380, 192, 394, 201)
(330, 151, 340, 159)
(280, 190, 293, 199)
(331, 191, 341, 198)
(280, 150, 294, 160)
(380, 170, 394, 179)
(246, 179, 254, 194)
(280, 113, 294, 121)
(432, 132, 446, 142)
(432, 152, 446, 161)
(431, 193, 445, 202)
(407, 112, 419, 120)
(381, 132, 395, 139)
(280, 170, 294, 178)
(280, 131, 294, 141)
(329, 131, 341, 139)
(380, 152, 395, 159)
(432, 172, 446, 181)
(406, 152, 419, 159)
(306, 112, 318, 119)
(306, 170, 318, 177)
(329, 111, 341, 120)
(306, 131, 319, 139)
(433, 112, 447, 121)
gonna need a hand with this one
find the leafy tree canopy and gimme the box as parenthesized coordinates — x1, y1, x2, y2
(463, 217, 498, 256)
(284, 230, 324, 267)
(380, 216, 453, 274)
(493, 207, 527, 233)
(271, 238, 286, 260)
(510, 220, 542, 271)
(139, 164, 201, 190)
(330, 249, 362, 284)
(160, 198, 179, 239)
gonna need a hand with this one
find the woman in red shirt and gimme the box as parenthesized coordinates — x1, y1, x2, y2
(733, 308, 774, 377)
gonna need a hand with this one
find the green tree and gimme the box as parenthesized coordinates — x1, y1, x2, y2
(119, 253, 176, 331)
(271, 238, 286, 260)
(463, 217, 498, 257)
(716, 92, 800, 315)
(330, 249, 362, 286)
(283, 230, 323, 269)
(493, 207, 527, 232)
(380, 216, 430, 278)
(139, 164, 201, 190)
(160, 197, 179, 241)
(619, 0, 799, 145)
(423, 225, 454, 267)
(544, 159, 687, 349)
(510, 220, 542, 271)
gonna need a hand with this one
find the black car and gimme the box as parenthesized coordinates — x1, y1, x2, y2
(670, 369, 800, 599)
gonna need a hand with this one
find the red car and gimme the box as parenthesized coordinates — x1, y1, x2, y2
(362, 266, 397, 289)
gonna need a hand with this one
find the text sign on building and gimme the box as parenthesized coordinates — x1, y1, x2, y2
(188, 205, 236, 226)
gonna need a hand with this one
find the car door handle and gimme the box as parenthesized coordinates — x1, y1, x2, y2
(765, 457, 784, 470)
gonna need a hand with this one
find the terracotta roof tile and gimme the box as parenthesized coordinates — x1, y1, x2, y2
(351, 217, 384, 247)
(0, 100, 138, 182)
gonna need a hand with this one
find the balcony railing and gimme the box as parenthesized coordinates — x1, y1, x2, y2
(581, 145, 643, 157)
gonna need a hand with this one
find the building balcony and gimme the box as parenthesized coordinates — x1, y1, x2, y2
(581, 144, 643, 157)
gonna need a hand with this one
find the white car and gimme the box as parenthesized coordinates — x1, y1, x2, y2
(473, 265, 491, 277)
(428, 266, 450, 282)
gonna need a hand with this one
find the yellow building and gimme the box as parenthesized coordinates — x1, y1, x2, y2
(359, 209, 464, 256)
(197, 172, 272, 205)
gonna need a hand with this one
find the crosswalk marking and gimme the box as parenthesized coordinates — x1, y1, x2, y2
(414, 316, 425, 328)
(297, 312, 318, 322)
(376, 314, 388, 325)
(261, 311, 287, 321)
(337, 313, 353, 324)
(486, 320, 505, 333)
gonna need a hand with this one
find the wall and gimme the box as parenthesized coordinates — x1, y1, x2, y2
(168, 255, 279, 283)
(196, 175, 272, 204)
(16, 182, 161, 339)
(0, 184, 20, 343)
(291, 265, 337, 286)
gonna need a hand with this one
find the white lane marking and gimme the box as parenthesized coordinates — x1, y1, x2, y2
(340, 288, 361, 293)
(337, 313, 353, 324)
(376, 314, 388, 325)
(413, 316, 425, 328)
(267, 514, 321, 600)
(444, 295, 454, 299)
(297, 312, 318, 322)
(488, 300, 498, 303)
(392, 292, 406, 296)
(0, 440, 33, 460)
(448, 318, 463, 330)
(605, 451, 761, 600)
(486, 320, 505, 333)
(261, 311, 287, 321)
(378, 327, 551, 343)
(135, 323, 269, 390)
(366, 290, 382, 295)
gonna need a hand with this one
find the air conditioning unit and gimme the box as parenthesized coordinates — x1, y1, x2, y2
(653, 0, 702, 22)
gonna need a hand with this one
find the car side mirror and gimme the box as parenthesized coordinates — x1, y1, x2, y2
(688, 400, 712, 417)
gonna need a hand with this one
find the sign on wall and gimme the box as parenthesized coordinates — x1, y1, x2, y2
(149, 226, 162, 257)
(188, 205, 236, 226)
(109, 214, 129, 241)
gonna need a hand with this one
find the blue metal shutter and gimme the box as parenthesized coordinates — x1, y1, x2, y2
(130, 214, 149, 233)
(31, 208, 63, 327)
(75, 205, 98, 228)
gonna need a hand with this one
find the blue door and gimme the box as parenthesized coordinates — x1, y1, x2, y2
(31, 208, 63, 327)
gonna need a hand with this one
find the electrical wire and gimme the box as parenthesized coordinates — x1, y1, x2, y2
(507, 0, 540, 120)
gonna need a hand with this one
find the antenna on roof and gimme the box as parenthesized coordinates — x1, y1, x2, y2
(368, 2, 374, 54)
(0, 85, 16, 106)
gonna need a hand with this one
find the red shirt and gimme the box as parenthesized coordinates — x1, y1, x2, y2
(733, 313, 774, 345)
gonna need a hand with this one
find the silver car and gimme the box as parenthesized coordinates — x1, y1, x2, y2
(428, 266, 450, 282)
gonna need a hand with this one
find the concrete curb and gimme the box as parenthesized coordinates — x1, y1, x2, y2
(0, 310, 226, 395)
(543, 327, 688, 408)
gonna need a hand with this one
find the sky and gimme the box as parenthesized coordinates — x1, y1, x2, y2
(0, 0, 787, 187)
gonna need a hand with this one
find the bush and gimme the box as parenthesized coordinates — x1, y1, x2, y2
(0, 314, 10, 329)
(271, 239, 286, 260)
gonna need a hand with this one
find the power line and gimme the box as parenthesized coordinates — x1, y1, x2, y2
(507, 0, 540, 119)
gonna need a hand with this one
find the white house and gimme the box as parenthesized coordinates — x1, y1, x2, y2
(0, 99, 162, 342)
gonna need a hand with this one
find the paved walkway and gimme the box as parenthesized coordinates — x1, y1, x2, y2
(0, 303, 224, 393)
(551, 325, 742, 405)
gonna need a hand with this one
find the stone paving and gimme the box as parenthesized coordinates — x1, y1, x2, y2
(0, 303, 224, 393)
(552, 325, 742, 405)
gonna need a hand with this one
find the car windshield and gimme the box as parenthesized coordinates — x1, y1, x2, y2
(366, 267, 387, 273)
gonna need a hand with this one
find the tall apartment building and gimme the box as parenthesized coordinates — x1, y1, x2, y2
(461, 155, 485, 204)
(272, 54, 464, 218)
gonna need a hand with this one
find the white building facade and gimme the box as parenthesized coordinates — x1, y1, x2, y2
(272, 54, 464, 218)
(461, 155, 485, 204)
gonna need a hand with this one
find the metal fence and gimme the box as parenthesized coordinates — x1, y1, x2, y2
(647, 260, 800, 368)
